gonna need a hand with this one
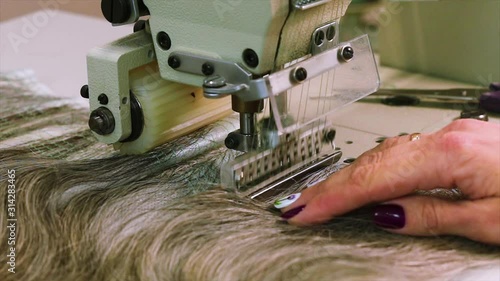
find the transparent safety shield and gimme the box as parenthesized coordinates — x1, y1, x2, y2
(269, 34, 380, 133)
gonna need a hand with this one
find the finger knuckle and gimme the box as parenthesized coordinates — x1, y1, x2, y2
(379, 136, 400, 149)
(420, 201, 442, 234)
(349, 164, 374, 187)
(356, 150, 385, 167)
(439, 131, 470, 154)
(444, 119, 478, 132)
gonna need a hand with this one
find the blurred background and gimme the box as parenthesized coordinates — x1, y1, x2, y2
(342, 0, 499, 86)
(0, 0, 101, 21)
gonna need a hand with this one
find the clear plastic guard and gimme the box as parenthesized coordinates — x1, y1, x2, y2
(269, 34, 380, 133)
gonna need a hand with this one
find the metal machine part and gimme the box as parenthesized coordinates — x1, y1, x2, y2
(101, 0, 149, 25)
(86, 30, 155, 144)
(364, 83, 500, 113)
(142, 0, 349, 86)
(195, 39, 356, 103)
(84, 0, 376, 150)
(221, 122, 339, 195)
(88, 107, 115, 136)
(294, 0, 333, 10)
(223, 97, 264, 152)
(198, 34, 376, 152)
(83, 0, 380, 193)
(311, 21, 339, 55)
(249, 150, 342, 201)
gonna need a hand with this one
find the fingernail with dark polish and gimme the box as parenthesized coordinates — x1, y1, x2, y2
(373, 204, 405, 229)
(281, 205, 305, 220)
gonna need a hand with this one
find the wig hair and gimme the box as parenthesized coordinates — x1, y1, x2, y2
(0, 71, 499, 281)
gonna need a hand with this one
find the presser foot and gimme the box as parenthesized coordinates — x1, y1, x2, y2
(248, 150, 342, 202)
(221, 123, 340, 198)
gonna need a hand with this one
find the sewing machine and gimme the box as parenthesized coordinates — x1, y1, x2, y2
(81, 0, 379, 195)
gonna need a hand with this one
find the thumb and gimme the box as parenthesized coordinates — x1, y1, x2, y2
(373, 196, 500, 245)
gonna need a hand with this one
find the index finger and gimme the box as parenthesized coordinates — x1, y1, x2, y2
(285, 134, 454, 225)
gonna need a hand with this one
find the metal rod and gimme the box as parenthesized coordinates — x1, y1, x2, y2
(240, 113, 257, 135)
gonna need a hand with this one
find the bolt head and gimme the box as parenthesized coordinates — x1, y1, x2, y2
(202, 63, 215, 76)
(98, 94, 109, 105)
(204, 75, 227, 89)
(80, 85, 89, 99)
(168, 56, 181, 69)
(243, 49, 259, 68)
(157, 32, 171, 50)
(224, 137, 239, 149)
(340, 46, 354, 61)
(89, 115, 105, 135)
(89, 108, 115, 135)
(293, 67, 308, 82)
(314, 30, 325, 46)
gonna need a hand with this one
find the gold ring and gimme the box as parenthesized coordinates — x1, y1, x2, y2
(409, 133, 421, 142)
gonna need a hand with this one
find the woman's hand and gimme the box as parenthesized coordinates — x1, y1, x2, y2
(275, 119, 500, 244)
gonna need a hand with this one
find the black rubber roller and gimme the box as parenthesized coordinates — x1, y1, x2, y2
(101, 0, 131, 24)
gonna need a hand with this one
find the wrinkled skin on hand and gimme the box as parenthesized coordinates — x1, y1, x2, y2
(280, 120, 500, 245)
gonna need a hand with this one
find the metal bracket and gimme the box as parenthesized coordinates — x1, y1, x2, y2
(293, 0, 332, 10)
(170, 38, 351, 102)
(221, 122, 339, 194)
(311, 21, 338, 55)
(249, 150, 342, 200)
(87, 31, 156, 143)
(168, 51, 255, 98)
